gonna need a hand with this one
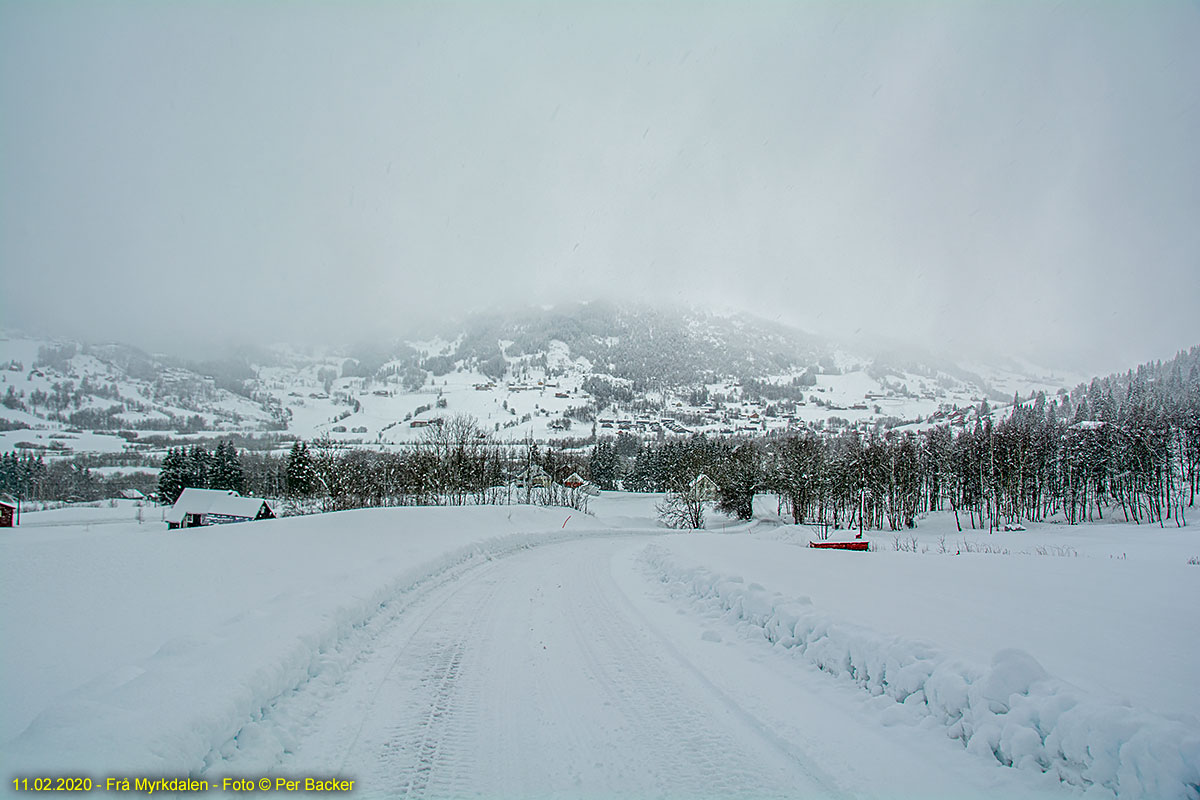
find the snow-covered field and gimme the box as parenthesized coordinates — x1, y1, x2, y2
(1, 496, 1197, 798)
(0, 428, 131, 457)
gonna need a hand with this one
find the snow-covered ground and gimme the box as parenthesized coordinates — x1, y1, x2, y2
(1, 497, 1196, 798)
(640, 522, 1199, 797)
(0, 428, 131, 456)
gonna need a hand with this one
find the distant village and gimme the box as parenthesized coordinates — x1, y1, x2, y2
(277, 372, 983, 445)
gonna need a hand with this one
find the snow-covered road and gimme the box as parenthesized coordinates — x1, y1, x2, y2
(218, 536, 1063, 799)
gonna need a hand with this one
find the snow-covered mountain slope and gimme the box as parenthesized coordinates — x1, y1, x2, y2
(0, 336, 284, 455)
(0, 305, 1083, 455)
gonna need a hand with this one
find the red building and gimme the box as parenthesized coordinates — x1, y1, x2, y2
(0, 496, 16, 528)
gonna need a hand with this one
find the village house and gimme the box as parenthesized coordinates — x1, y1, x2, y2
(165, 488, 275, 530)
(688, 473, 719, 502)
(514, 464, 551, 489)
(561, 472, 601, 496)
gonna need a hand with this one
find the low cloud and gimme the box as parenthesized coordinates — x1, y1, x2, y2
(2, 2, 1197, 374)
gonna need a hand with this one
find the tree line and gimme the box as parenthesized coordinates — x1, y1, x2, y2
(154, 416, 593, 513)
(11, 347, 1198, 534)
(0, 450, 153, 505)
(156, 441, 246, 503)
(608, 349, 1199, 530)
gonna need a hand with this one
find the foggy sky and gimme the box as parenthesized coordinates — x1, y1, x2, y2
(2, 1, 1197, 375)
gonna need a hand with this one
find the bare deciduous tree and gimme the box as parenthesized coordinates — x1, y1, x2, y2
(656, 480, 705, 529)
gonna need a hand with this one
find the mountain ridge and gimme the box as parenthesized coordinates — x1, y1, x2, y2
(1, 304, 1087, 454)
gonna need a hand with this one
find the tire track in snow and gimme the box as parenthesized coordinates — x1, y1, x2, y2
(272, 537, 844, 797)
(356, 536, 832, 797)
(601, 552, 854, 798)
(339, 569, 499, 798)
(333, 558, 498, 778)
(200, 550, 506, 778)
(386, 642, 464, 796)
(198, 529, 647, 778)
(562, 543, 843, 799)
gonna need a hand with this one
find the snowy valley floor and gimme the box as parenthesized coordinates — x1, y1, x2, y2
(1, 496, 1198, 798)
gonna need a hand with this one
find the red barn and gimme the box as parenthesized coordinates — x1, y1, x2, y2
(0, 495, 16, 528)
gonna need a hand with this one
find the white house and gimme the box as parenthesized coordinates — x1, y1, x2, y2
(688, 473, 719, 502)
(165, 488, 275, 529)
(514, 464, 551, 489)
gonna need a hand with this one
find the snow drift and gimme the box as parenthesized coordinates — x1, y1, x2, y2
(641, 545, 1200, 800)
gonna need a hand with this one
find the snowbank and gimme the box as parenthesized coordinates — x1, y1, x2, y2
(641, 545, 1200, 800)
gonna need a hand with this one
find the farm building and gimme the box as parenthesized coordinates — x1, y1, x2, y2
(165, 488, 275, 530)
(0, 495, 16, 527)
(562, 471, 586, 489)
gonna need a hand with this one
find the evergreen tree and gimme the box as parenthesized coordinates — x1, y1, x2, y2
(587, 438, 621, 490)
(714, 441, 761, 520)
(286, 441, 317, 497)
(157, 448, 187, 504)
(185, 445, 211, 490)
(210, 441, 245, 493)
(623, 444, 655, 492)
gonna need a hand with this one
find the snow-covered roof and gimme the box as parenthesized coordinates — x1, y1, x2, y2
(165, 488, 271, 524)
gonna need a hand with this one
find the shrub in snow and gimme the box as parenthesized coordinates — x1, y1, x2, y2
(656, 487, 705, 529)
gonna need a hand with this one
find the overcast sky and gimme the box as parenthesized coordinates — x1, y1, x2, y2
(2, 1, 1197, 374)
